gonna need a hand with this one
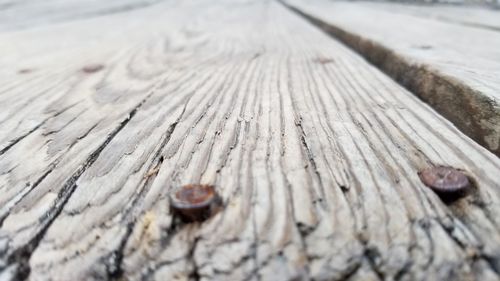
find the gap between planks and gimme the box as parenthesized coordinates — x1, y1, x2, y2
(282, 0, 500, 157)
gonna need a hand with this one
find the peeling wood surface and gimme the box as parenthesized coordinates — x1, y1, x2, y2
(1, 1, 500, 281)
(284, 0, 500, 156)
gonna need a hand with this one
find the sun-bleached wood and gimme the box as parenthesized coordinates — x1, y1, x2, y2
(356, 1, 500, 31)
(0, 0, 163, 32)
(1, 1, 500, 281)
(284, 0, 500, 156)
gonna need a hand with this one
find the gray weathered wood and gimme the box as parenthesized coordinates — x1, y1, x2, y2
(0, 0, 163, 31)
(284, 0, 500, 156)
(1, 1, 500, 281)
(359, 2, 500, 31)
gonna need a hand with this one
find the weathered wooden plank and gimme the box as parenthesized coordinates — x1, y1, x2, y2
(0, 1, 210, 279)
(374, 0, 500, 8)
(1, 1, 500, 281)
(0, 0, 163, 31)
(284, 0, 500, 156)
(357, 1, 500, 32)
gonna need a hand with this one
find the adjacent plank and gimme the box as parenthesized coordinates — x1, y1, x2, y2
(1, 1, 500, 281)
(358, 2, 500, 31)
(0, 0, 163, 31)
(284, 0, 500, 156)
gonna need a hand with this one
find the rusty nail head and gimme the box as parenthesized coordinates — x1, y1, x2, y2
(419, 166, 470, 195)
(313, 57, 335, 64)
(18, 68, 33, 74)
(170, 184, 221, 222)
(82, 64, 104, 73)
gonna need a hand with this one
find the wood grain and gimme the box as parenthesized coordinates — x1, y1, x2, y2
(284, 0, 500, 156)
(0, 1, 500, 281)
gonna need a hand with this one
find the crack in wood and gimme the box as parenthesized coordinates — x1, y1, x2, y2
(0, 92, 154, 281)
(0, 101, 80, 157)
(106, 115, 184, 281)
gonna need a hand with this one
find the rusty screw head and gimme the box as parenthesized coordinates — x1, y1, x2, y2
(81, 64, 104, 73)
(169, 184, 221, 222)
(419, 166, 470, 197)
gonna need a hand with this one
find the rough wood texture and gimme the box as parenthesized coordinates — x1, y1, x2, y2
(284, 0, 500, 156)
(1, 1, 500, 281)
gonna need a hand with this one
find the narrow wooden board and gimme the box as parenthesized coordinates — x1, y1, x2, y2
(0, 0, 163, 31)
(284, 0, 500, 156)
(355, 1, 500, 32)
(1, 1, 500, 281)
